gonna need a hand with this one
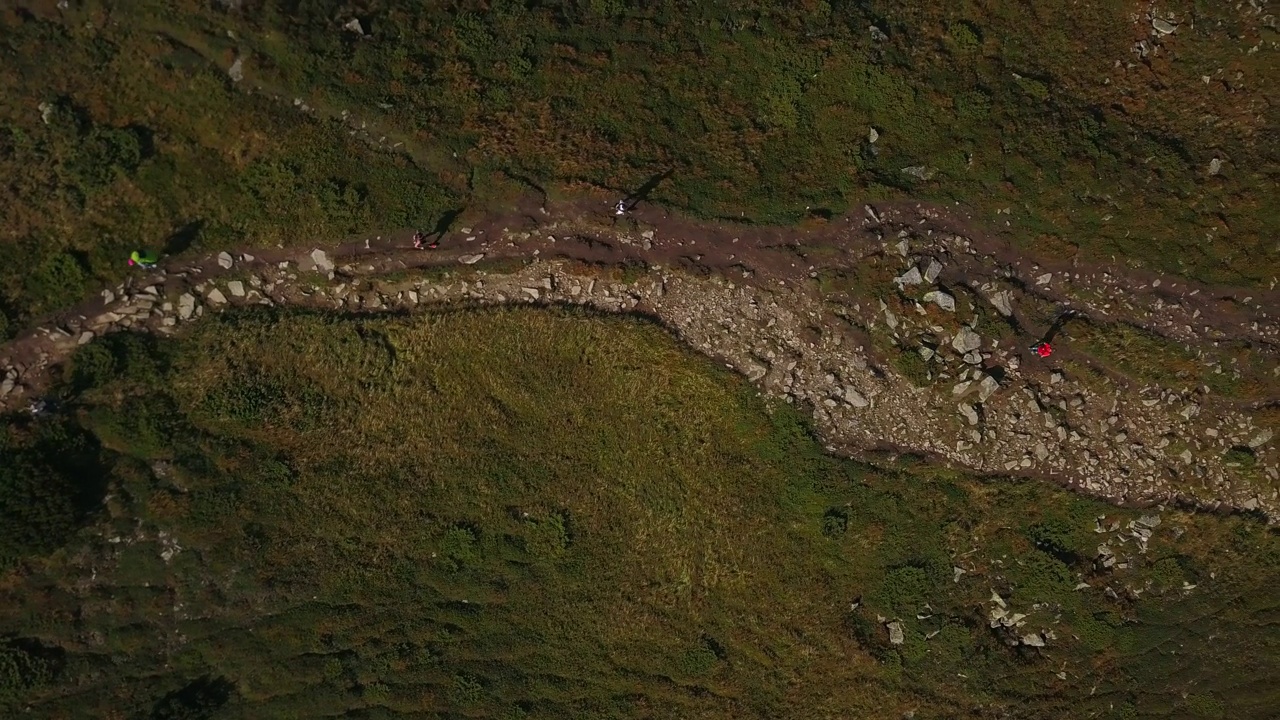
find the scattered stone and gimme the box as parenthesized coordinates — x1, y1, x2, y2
(344, 17, 365, 34)
(843, 387, 869, 408)
(522, 287, 540, 300)
(988, 290, 1014, 317)
(309, 249, 334, 274)
(896, 266, 923, 286)
(918, 346, 935, 361)
(1034, 442, 1050, 461)
(886, 621, 904, 645)
(744, 361, 768, 382)
(459, 254, 486, 265)
(901, 166, 934, 181)
(1021, 632, 1046, 647)
(952, 327, 982, 353)
(1036, 273, 1052, 286)
(178, 294, 196, 320)
(924, 258, 943, 283)
(1152, 17, 1176, 35)
(228, 57, 244, 83)
(217, 251, 234, 269)
(978, 374, 999, 402)
(953, 567, 966, 583)
(958, 403, 979, 426)
(206, 288, 227, 305)
(1248, 429, 1273, 449)
(895, 239, 909, 257)
(1051, 371, 1063, 384)
(868, 127, 879, 144)
(227, 281, 245, 298)
(923, 290, 955, 312)
(77, 331, 94, 345)
(1208, 158, 1222, 175)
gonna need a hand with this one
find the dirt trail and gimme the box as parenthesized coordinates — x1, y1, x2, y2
(1, 194, 1276, 519)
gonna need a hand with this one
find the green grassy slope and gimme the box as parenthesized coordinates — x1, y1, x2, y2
(1, 1, 1276, 337)
(1, 308, 1276, 718)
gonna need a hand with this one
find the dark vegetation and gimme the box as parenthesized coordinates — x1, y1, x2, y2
(1, 0, 1276, 337)
(1, 308, 1276, 718)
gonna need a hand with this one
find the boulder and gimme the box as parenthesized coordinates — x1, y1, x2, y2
(958, 403, 979, 426)
(207, 288, 227, 305)
(178, 293, 196, 320)
(217, 251, 234, 269)
(886, 621, 904, 645)
(896, 266, 922, 286)
(459, 253, 486, 265)
(988, 290, 1014, 317)
(227, 281, 245, 298)
(843, 387, 869, 408)
(978, 374, 999, 402)
(952, 327, 981, 353)
(923, 291, 955, 311)
(924, 258, 943, 283)
(310, 249, 334, 274)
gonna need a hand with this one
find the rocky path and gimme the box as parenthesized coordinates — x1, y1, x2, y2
(1, 196, 1276, 520)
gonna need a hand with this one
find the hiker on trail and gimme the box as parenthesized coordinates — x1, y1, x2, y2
(412, 231, 437, 250)
(128, 250, 158, 269)
(1030, 342, 1053, 358)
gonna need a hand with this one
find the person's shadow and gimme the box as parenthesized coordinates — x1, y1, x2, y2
(1038, 309, 1081, 346)
(622, 169, 674, 210)
(429, 208, 464, 240)
(162, 220, 204, 256)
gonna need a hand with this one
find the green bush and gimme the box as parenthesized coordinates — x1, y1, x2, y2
(23, 252, 87, 316)
(0, 458, 81, 565)
(439, 525, 482, 571)
(0, 642, 54, 704)
(676, 644, 719, 677)
(870, 566, 932, 616)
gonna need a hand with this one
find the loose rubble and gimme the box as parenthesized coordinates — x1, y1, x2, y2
(0, 204, 1274, 523)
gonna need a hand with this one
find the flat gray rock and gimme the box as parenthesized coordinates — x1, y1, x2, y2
(178, 294, 196, 320)
(217, 251, 233, 269)
(227, 281, 245, 298)
(886, 621, 904, 645)
(206, 288, 227, 305)
(978, 374, 999, 402)
(843, 386, 869, 408)
(988, 290, 1014, 317)
(924, 258, 943, 283)
(952, 327, 981, 353)
(310, 249, 334, 274)
(896, 266, 922, 286)
(923, 290, 955, 311)
(459, 254, 486, 265)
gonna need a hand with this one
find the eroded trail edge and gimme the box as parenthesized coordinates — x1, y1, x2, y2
(1, 200, 1276, 520)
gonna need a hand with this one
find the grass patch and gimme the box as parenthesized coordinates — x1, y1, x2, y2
(0, 308, 1275, 718)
